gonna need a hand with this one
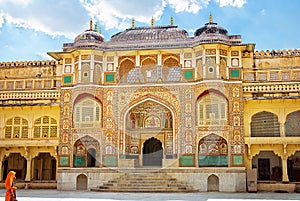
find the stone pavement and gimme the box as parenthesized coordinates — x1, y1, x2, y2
(0, 189, 299, 201)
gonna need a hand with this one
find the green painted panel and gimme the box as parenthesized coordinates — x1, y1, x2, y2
(180, 155, 194, 167)
(106, 74, 115, 82)
(199, 156, 209, 166)
(219, 155, 228, 166)
(184, 71, 193, 79)
(199, 156, 228, 166)
(230, 69, 240, 78)
(103, 155, 117, 167)
(233, 155, 243, 165)
(59, 156, 69, 167)
(74, 156, 85, 167)
(63, 75, 72, 84)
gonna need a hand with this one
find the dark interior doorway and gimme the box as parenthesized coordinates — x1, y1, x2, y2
(87, 148, 96, 167)
(258, 159, 270, 180)
(143, 137, 163, 166)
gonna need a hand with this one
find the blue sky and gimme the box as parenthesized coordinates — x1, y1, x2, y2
(0, 0, 299, 62)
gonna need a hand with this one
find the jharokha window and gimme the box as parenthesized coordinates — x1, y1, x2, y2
(74, 98, 102, 128)
(197, 93, 228, 126)
(34, 116, 58, 138)
(5, 117, 28, 138)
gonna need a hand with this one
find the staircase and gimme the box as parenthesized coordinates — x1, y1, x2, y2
(91, 170, 196, 192)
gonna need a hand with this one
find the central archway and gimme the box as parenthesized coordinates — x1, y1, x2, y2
(143, 137, 163, 166)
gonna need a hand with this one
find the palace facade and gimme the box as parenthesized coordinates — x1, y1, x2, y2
(1, 15, 300, 192)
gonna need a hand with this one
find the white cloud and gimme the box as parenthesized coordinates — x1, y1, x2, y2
(0, 12, 4, 27)
(80, 0, 167, 30)
(215, 0, 246, 8)
(0, 0, 32, 5)
(0, 0, 247, 40)
(0, 0, 88, 39)
(36, 52, 52, 60)
(167, 0, 210, 14)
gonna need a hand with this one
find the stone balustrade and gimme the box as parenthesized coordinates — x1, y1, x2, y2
(254, 49, 300, 58)
(0, 60, 56, 67)
(0, 90, 60, 100)
(243, 83, 300, 93)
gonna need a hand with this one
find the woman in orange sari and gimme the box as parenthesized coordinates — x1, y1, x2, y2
(5, 171, 17, 201)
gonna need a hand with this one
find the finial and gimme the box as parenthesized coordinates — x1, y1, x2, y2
(151, 17, 154, 27)
(90, 19, 93, 30)
(94, 23, 98, 31)
(170, 16, 174, 26)
(132, 18, 135, 28)
(209, 13, 213, 23)
(99, 28, 102, 34)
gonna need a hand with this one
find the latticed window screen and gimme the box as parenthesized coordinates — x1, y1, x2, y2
(251, 111, 280, 137)
(198, 93, 228, 125)
(74, 98, 102, 128)
(34, 116, 58, 138)
(5, 117, 28, 138)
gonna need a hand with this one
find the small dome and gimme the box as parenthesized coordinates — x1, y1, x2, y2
(194, 14, 228, 37)
(110, 25, 188, 42)
(74, 29, 104, 44)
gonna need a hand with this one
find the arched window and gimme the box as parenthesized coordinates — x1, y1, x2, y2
(251, 111, 280, 137)
(5, 117, 28, 138)
(73, 136, 99, 167)
(220, 58, 227, 79)
(74, 98, 102, 128)
(196, 59, 203, 80)
(119, 59, 135, 83)
(197, 93, 228, 126)
(163, 57, 179, 68)
(141, 57, 156, 66)
(198, 134, 228, 167)
(285, 110, 300, 137)
(34, 116, 58, 138)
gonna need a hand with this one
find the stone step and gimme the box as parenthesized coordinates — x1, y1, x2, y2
(110, 178, 176, 182)
(91, 171, 196, 193)
(103, 182, 187, 187)
(92, 188, 193, 193)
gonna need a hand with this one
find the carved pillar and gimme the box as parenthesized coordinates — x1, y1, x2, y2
(280, 122, 285, 137)
(281, 156, 289, 182)
(24, 147, 32, 181)
(281, 144, 289, 182)
(25, 157, 32, 181)
(246, 144, 253, 170)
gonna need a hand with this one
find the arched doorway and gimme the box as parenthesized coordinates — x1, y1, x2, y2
(33, 153, 56, 180)
(252, 151, 281, 181)
(207, 174, 219, 192)
(73, 135, 100, 167)
(143, 137, 163, 166)
(76, 174, 87, 190)
(3, 153, 26, 180)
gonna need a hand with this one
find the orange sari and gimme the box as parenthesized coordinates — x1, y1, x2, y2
(5, 171, 17, 201)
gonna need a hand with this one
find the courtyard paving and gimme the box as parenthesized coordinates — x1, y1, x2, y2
(1, 189, 300, 201)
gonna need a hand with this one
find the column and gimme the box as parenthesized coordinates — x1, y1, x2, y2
(281, 156, 289, 182)
(216, 48, 220, 78)
(157, 53, 162, 66)
(25, 157, 32, 181)
(136, 53, 140, 67)
(246, 145, 253, 170)
(78, 55, 82, 83)
(280, 122, 285, 137)
(90, 54, 94, 83)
